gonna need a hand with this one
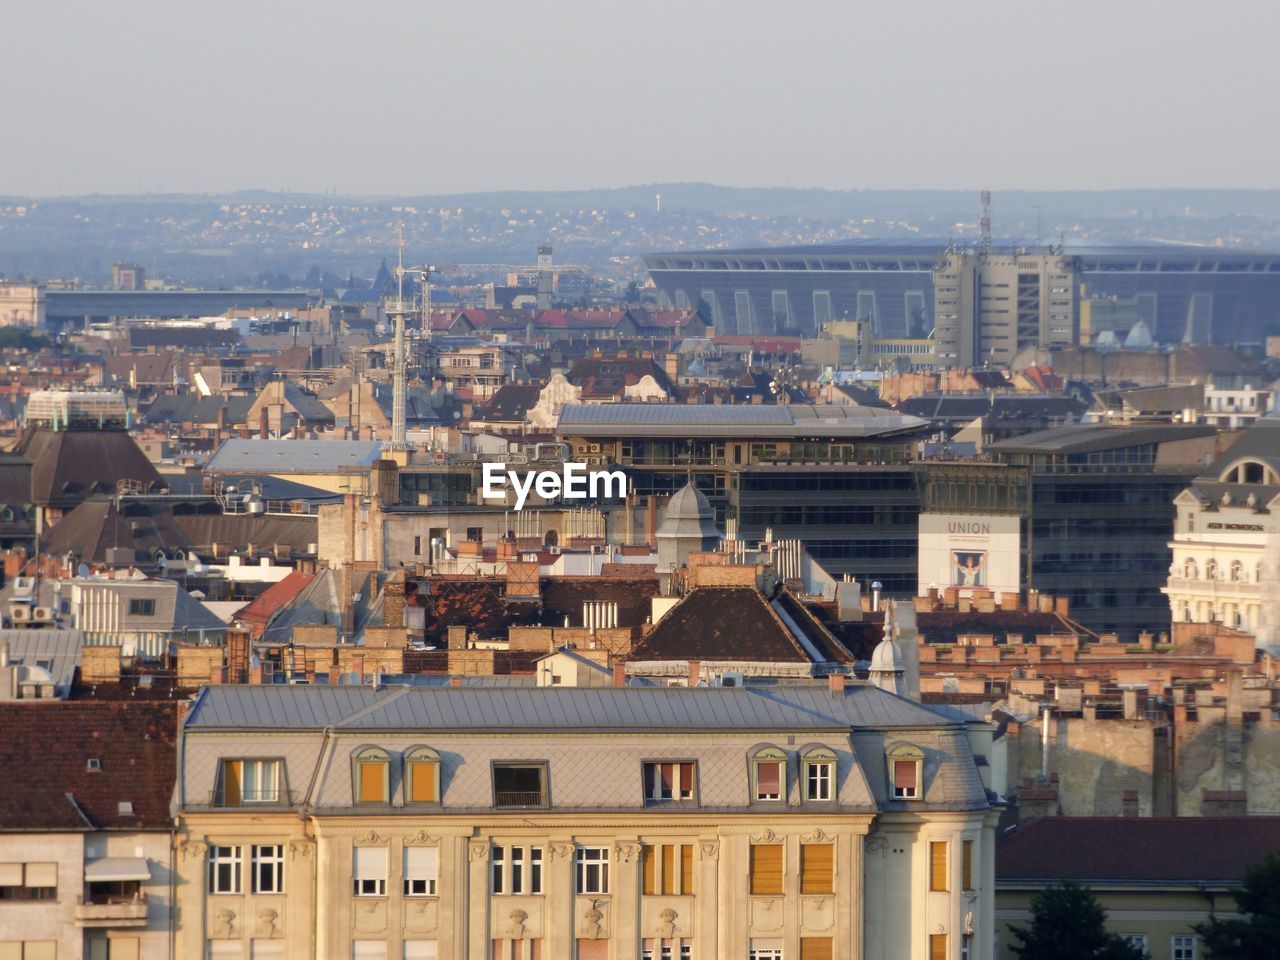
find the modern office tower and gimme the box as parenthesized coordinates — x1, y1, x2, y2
(932, 250, 1078, 369)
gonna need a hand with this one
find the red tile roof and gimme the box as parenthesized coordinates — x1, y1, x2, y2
(238, 571, 316, 636)
(0, 701, 179, 832)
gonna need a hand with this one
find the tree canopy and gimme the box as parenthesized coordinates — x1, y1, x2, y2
(1194, 852, 1280, 960)
(1009, 881, 1148, 960)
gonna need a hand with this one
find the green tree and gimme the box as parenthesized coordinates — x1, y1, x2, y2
(1194, 853, 1280, 960)
(1009, 881, 1148, 960)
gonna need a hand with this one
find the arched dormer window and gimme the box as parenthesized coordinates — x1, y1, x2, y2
(1221, 458, 1280, 487)
(353, 747, 390, 804)
(1231, 560, 1244, 582)
(405, 746, 441, 804)
(1184, 558, 1198, 580)
(1206, 559, 1218, 581)
(886, 743, 925, 801)
(750, 746, 787, 802)
(801, 745, 837, 802)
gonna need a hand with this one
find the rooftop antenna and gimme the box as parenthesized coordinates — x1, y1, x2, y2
(979, 190, 992, 255)
(1034, 205, 1043, 249)
(387, 225, 412, 450)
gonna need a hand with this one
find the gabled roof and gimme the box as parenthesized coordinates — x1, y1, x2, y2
(236, 570, 316, 635)
(628, 586, 853, 665)
(997, 817, 1280, 885)
(0, 701, 178, 831)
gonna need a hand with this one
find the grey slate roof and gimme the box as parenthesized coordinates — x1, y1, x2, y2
(185, 682, 965, 733)
(205, 438, 384, 475)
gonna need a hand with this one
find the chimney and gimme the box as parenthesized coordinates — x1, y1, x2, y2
(612, 662, 627, 687)
(353, 654, 365, 683)
(305, 660, 316, 684)
(209, 665, 224, 686)
(449, 676, 463, 688)
(827, 673, 846, 697)
(249, 664, 263, 685)
(688, 660, 701, 688)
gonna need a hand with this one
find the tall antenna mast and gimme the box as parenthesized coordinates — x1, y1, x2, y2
(387, 225, 411, 450)
(980, 190, 992, 255)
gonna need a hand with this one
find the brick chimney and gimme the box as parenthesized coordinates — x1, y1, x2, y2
(828, 673, 846, 697)
(613, 663, 627, 687)
(688, 660, 701, 688)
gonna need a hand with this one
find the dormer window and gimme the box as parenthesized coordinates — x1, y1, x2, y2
(802, 746, 837, 802)
(887, 744, 925, 800)
(643, 761, 695, 804)
(354, 748, 390, 804)
(751, 747, 787, 802)
(405, 747, 440, 804)
(216, 758, 282, 806)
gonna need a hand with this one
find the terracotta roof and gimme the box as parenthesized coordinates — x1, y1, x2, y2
(0, 701, 179, 832)
(997, 817, 1280, 884)
(237, 570, 316, 636)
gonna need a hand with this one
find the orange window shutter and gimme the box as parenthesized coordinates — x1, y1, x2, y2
(930, 842, 948, 892)
(661, 844, 675, 895)
(410, 761, 436, 802)
(894, 760, 917, 791)
(757, 761, 782, 796)
(642, 845, 656, 896)
(962, 840, 973, 891)
(679, 762, 694, 796)
(359, 761, 385, 802)
(750, 844, 784, 895)
(222, 760, 241, 806)
(800, 843, 834, 894)
(680, 843, 694, 895)
(930, 933, 947, 960)
(801, 938, 834, 960)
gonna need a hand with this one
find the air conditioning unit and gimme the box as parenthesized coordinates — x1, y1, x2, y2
(549, 546, 561, 555)
(31, 607, 53, 622)
(9, 605, 30, 622)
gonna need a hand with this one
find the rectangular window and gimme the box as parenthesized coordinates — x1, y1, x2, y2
(641, 844, 694, 896)
(929, 934, 947, 960)
(643, 762, 695, 802)
(217, 759, 281, 805)
(805, 761, 832, 801)
(491, 941, 543, 960)
(357, 759, 388, 804)
(575, 847, 610, 895)
(929, 842, 948, 892)
(353, 944, 387, 960)
(892, 759, 919, 799)
(1123, 936, 1148, 952)
(800, 844, 834, 895)
(0, 863, 56, 901)
(208, 846, 242, 895)
(128, 598, 156, 616)
(493, 763, 547, 808)
(801, 938, 833, 960)
(576, 941, 608, 960)
(207, 944, 243, 960)
(408, 760, 438, 803)
(750, 844, 783, 896)
(1172, 936, 1196, 960)
(353, 846, 388, 897)
(749, 941, 784, 960)
(403, 943, 438, 960)
(250, 943, 283, 960)
(962, 840, 973, 891)
(755, 760, 783, 801)
(413, 536, 422, 556)
(403, 846, 439, 897)
(491, 846, 542, 895)
(251, 845, 284, 894)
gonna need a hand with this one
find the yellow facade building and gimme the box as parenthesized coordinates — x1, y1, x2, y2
(176, 682, 999, 960)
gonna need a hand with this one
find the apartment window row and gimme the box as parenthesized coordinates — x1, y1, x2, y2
(342, 943, 437, 960)
(354, 747, 441, 805)
(0, 944, 57, 960)
(208, 845, 284, 896)
(353, 845, 439, 898)
(1121, 935, 1196, 960)
(749, 842, 835, 896)
(0, 863, 56, 901)
(749, 938, 833, 959)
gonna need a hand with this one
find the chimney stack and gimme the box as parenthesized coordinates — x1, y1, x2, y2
(828, 673, 846, 697)
(612, 662, 627, 687)
(688, 660, 701, 688)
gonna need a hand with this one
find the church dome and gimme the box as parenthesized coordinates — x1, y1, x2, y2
(869, 635, 903, 674)
(656, 481, 722, 546)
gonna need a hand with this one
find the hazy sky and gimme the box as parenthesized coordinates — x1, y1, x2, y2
(4, 0, 1278, 197)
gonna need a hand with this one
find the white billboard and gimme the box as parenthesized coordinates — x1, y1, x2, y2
(918, 514, 1021, 596)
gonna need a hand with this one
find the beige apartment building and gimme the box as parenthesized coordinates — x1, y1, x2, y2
(175, 683, 999, 960)
(933, 251, 1078, 369)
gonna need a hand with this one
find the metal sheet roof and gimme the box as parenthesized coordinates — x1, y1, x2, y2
(205, 438, 384, 475)
(556, 403, 927, 439)
(185, 683, 961, 733)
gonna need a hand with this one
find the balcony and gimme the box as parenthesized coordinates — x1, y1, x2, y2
(75, 894, 148, 928)
(494, 790, 547, 809)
